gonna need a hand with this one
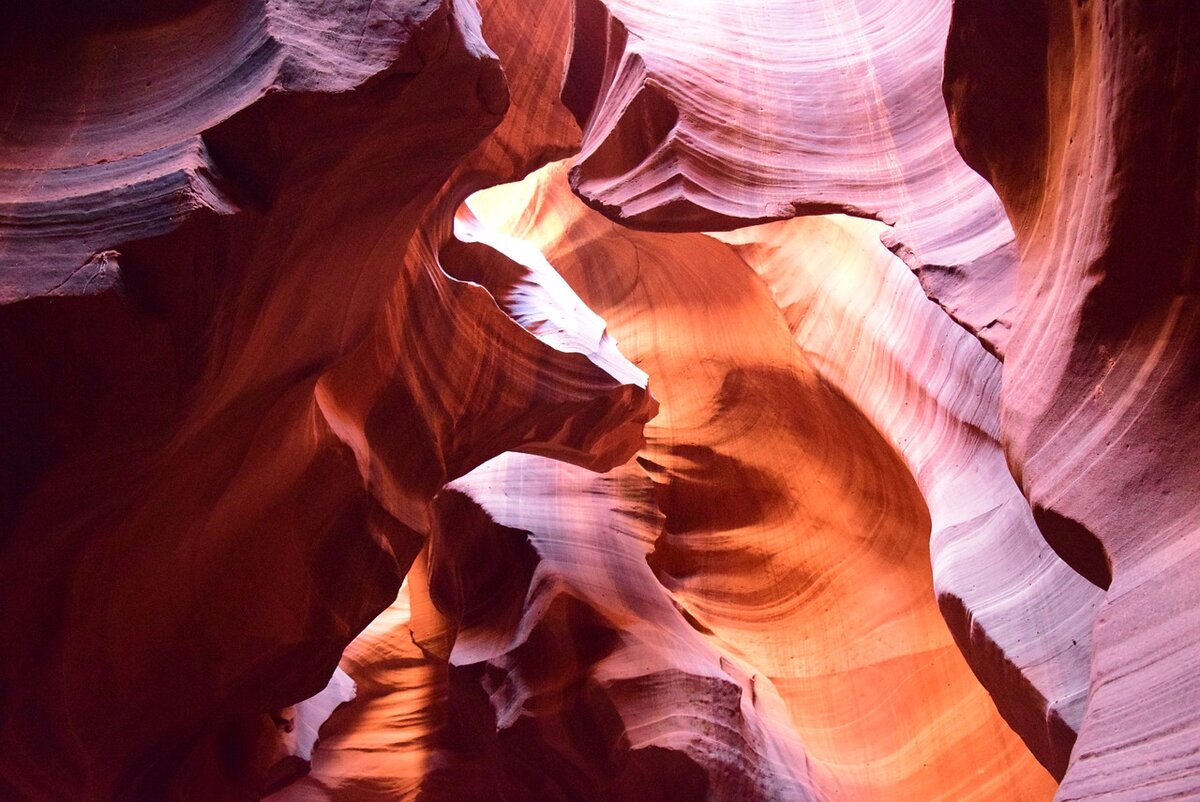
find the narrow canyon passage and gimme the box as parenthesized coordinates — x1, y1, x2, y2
(1, 0, 1196, 801)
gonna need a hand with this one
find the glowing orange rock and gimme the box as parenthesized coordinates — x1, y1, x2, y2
(291, 160, 1059, 799)
(564, 0, 1017, 355)
(3, 0, 1194, 798)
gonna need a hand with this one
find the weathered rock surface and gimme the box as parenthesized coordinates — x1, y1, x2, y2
(0, 0, 651, 797)
(945, 1, 1200, 799)
(714, 214, 1102, 780)
(2, 0, 1196, 799)
(563, 0, 1018, 356)
(285, 163, 1061, 800)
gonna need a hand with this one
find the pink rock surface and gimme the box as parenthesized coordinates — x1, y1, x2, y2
(714, 214, 1101, 779)
(2, 0, 1196, 798)
(274, 159, 1068, 799)
(945, 1, 1200, 798)
(452, 163, 1056, 800)
(564, 0, 1017, 355)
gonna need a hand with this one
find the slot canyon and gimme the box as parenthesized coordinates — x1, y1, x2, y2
(1, 0, 1197, 800)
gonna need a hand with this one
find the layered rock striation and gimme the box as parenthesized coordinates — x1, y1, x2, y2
(1, 0, 1197, 799)
(946, 2, 1200, 798)
(0, 1, 652, 797)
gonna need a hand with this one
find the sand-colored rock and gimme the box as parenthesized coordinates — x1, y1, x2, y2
(3, 0, 1195, 798)
(437, 162, 1055, 800)
(713, 214, 1101, 779)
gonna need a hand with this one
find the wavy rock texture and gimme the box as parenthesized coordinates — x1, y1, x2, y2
(264, 551, 451, 801)
(563, 0, 1018, 356)
(712, 214, 1102, 780)
(3, 0, 1195, 799)
(945, 1, 1200, 799)
(267, 668, 358, 792)
(437, 454, 809, 800)
(294, 162, 1055, 800)
(0, 0, 652, 798)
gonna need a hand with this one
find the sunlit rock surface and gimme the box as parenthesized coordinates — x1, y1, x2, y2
(2, 0, 1196, 799)
(712, 214, 1102, 780)
(282, 162, 1064, 800)
(465, 163, 1058, 800)
(564, 0, 1018, 356)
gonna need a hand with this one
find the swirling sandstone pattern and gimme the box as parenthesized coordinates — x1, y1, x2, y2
(945, 2, 1200, 799)
(713, 214, 1102, 780)
(466, 163, 1058, 800)
(287, 162, 1059, 799)
(3, 0, 1196, 799)
(564, 0, 1018, 356)
(0, 0, 651, 797)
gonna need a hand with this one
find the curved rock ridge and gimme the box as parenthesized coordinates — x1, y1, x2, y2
(561, 0, 1017, 355)
(462, 161, 1057, 800)
(266, 668, 358, 792)
(4, 0, 1193, 798)
(428, 454, 811, 801)
(0, 0, 654, 797)
(712, 214, 1101, 779)
(945, 1, 1200, 799)
(0, 0, 449, 302)
(275, 453, 814, 802)
(264, 553, 453, 801)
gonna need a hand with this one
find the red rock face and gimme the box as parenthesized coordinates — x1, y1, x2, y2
(0, 1, 651, 797)
(1, 0, 1196, 800)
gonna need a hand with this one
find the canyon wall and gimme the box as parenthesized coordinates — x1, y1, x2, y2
(945, 2, 1200, 799)
(1, 0, 1196, 800)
